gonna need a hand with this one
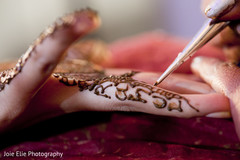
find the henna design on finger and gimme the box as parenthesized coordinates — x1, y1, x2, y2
(0, 9, 98, 91)
(54, 70, 199, 113)
(152, 95, 167, 109)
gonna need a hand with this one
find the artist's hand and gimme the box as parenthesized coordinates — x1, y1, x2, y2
(193, 0, 240, 140)
(191, 56, 240, 140)
(201, 0, 240, 63)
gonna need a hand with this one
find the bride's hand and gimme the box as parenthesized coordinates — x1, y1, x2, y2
(0, 9, 230, 133)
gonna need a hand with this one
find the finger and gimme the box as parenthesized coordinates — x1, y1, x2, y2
(191, 56, 240, 95)
(104, 69, 213, 94)
(205, 25, 240, 63)
(204, 22, 240, 63)
(130, 72, 215, 94)
(202, 0, 240, 21)
(211, 25, 240, 47)
(223, 46, 240, 64)
(219, 1, 240, 21)
(50, 70, 229, 118)
(0, 9, 100, 129)
(2, 9, 100, 102)
(64, 87, 229, 118)
(12, 69, 229, 129)
(191, 56, 240, 138)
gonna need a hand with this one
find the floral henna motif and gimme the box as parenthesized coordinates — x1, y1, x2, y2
(54, 71, 199, 113)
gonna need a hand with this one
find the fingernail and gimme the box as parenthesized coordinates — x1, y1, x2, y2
(191, 57, 203, 69)
(206, 111, 231, 118)
(205, 0, 236, 18)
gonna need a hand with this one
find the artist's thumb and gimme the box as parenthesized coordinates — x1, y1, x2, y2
(201, 0, 240, 20)
(191, 56, 240, 140)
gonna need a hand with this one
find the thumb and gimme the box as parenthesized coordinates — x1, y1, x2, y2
(202, 0, 240, 21)
(191, 56, 240, 139)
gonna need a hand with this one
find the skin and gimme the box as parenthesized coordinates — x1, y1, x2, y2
(0, 9, 231, 135)
(191, 56, 240, 140)
(0, 9, 101, 132)
(201, 0, 240, 21)
(201, 0, 240, 63)
(188, 0, 240, 139)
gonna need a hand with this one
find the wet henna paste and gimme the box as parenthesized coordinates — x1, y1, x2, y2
(0, 15, 72, 91)
(0, 9, 98, 91)
(54, 71, 199, 113)
(0, 8, 199, 114)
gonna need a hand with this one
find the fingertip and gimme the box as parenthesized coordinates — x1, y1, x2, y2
(191, 56, 209, 74)
(2, 9, 100, 98)
(205, 0, 236, 19)
(72, 9, 101, 35)
(203, 0, 240, 22)
(190, 56, 221, 91)
(191, 56, 204, 70)
(191, 56, 222, 71)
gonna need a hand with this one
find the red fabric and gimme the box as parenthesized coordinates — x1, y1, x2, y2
(0, 112, 240, 159)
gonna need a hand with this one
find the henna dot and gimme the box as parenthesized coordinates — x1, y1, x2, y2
(116, 90, 127, 101)
(168, 102, 182, 112)
(62, 77, 68, 83)
(53, 73, 59, 78)
(153, 99, 166, 109)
